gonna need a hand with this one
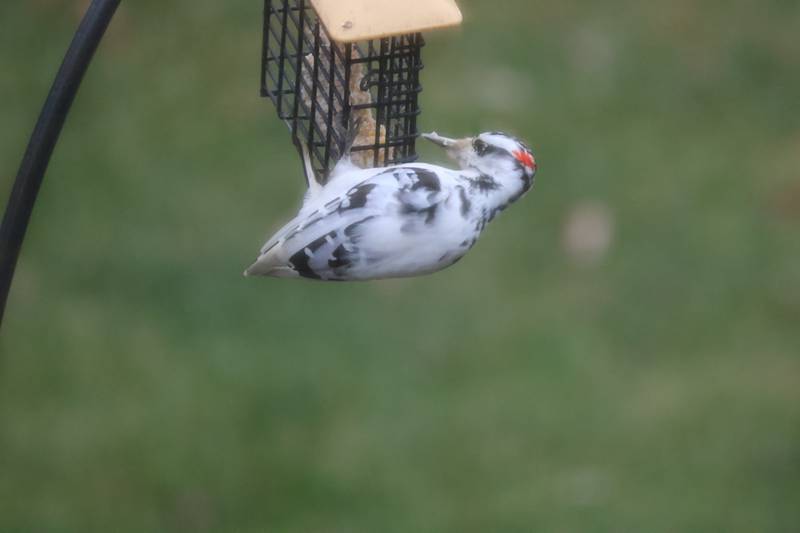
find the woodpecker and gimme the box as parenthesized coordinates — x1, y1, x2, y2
(245, 131, 537, 281)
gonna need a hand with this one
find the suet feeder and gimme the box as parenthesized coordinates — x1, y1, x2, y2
(261, 0, 463, 182)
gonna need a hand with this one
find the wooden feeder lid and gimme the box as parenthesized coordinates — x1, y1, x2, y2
(309, 0, 463, 43)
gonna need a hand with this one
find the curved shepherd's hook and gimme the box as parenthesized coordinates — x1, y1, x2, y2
(0, 0, 121, 328)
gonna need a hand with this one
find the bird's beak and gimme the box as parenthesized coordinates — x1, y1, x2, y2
(422, 132, 474, 169)
(422, 132, 458, 148)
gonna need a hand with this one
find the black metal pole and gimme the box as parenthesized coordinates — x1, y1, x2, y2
(0, 0, 121, 329)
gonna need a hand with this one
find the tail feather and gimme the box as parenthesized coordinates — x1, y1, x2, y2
(245, 246, 278, 275)
(244, 261, 297, 278)
(244, 254, 299, 278)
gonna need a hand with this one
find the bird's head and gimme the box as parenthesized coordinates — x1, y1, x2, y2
(422, 131, 537, 183)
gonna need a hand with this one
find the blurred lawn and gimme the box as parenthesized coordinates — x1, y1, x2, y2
(1, 0, 799, 531)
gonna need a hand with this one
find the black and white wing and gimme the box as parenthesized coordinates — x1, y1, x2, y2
(245, 166, 453, 281)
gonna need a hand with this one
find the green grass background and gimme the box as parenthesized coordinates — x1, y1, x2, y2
(1, 0, 799, 531)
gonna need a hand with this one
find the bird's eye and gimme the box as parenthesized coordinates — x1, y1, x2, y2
(473, 139, 489, 156)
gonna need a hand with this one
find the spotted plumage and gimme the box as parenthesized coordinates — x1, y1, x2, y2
(245, 131, 537, 281)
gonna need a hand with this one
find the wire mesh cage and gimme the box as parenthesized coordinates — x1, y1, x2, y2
(261, 0, 425, 182)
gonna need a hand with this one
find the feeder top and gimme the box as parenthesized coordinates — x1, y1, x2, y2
(310, 0, 463, 43)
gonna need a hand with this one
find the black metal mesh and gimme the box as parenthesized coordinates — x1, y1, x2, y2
(262, 0, 424, 181)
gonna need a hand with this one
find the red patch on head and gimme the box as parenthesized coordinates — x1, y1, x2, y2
(513, 149, 536, 170)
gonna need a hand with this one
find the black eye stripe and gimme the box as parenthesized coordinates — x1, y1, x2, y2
(483, 145, 505, 156)
(474, 139, 508, 157)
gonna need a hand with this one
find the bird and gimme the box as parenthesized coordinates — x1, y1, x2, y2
(244, 131, 537, 281)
